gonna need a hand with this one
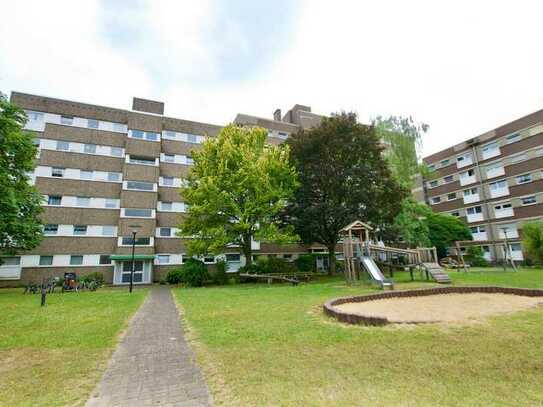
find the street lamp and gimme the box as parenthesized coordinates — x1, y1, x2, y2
(129, 225, 141, 293)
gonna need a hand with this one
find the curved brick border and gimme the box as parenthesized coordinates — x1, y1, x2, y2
(323, 286, 543, 326)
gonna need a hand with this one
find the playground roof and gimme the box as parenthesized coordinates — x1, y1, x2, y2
(340, 220, 373, 233)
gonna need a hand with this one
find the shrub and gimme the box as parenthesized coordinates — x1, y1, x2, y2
(295, 254, 315, 272)
(522, 221, 543, 264)
(166, 268, 184, 285)
(212, 260, 229, 285)
(181, 258, 209, 287)
(238, 264, 261, 275)
(465, 246, 489, 267)
(256, 256, 295, 274)
(80, 272, 104, 285)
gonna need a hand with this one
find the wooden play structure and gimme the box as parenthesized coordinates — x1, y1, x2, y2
(340, 220, 451, 288)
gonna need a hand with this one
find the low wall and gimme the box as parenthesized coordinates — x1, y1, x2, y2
(323, 286, 543, 326)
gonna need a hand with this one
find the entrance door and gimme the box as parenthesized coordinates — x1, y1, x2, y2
(114, 260, 152, 284)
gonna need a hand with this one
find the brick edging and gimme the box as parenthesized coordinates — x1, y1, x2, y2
(323, 286, 543, 326)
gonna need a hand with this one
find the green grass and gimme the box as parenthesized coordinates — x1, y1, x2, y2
(0, 287, 148, 407)
(174, 269, 543, 406)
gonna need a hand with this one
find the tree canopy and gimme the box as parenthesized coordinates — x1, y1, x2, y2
(390, 198, 432, 247)
(284, 112, 407, 273)
(179, 124, 298, 266)
(373, 115, 429, 189)
(521, 221, 543, 264)
(427, 212, 472, 258)
(0, 94, 43, 256)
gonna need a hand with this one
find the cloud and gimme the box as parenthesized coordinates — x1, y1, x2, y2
(1, 0, 543, 156)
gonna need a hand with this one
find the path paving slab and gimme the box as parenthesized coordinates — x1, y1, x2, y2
(86, 286, 212, 407)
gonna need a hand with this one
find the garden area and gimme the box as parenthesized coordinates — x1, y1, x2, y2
(0, 287, 147, 406)
(174, 268, 543, 406)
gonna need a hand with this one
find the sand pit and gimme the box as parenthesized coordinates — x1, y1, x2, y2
(335, 293, 543, 323)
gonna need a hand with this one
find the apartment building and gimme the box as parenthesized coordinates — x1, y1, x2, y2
(0, 92, 323, 286)
(415, 109, 543, 263)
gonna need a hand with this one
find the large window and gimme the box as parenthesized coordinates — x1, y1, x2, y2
(48, 195, 62, 205)
(39, 256, 53, 266)
(56, 140, 70, 151)
(73, 225, 87, 235)
(516, 174, 532, 184)
(126, 181, 155, 191)
(121, 237, 151, 246)
(129, 130, 159, 142)
(123, 208, 153, 218)
(157, 255, 170, 264)
(159, 227, 172, 237)
(99, 255, 111, 265)
(87, 119, 99, 129)
(44, 224, 58, 235)
(70, 255, 83, 265)
(52, 167, 65, 177)
(521, 196, 537, 205)
(128, 155, 156, 166)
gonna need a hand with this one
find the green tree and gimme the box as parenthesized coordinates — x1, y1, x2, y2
(285, 112, 407, 274)
(0, 94, 43, 257)
(427, 212, 472, 258)
(373, 115, 429, 188)
(391, 198, 432, 247)
(521, 221, 543, 264)
(180, 124, 298, 266)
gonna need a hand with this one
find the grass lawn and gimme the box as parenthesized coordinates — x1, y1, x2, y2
(174, 269, 543, 406)
(0, 287, 148, 407)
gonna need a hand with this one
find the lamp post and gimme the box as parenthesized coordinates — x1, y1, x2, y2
(129, 225, 141, 293)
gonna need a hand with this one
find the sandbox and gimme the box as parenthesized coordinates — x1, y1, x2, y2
(323, 286, 543, 326)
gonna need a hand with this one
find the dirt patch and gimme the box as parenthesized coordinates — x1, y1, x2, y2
(335, 293, 543, 323)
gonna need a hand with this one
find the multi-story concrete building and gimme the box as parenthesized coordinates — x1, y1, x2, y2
(0, 92, 323, 286)
(415, 109, 543, 263)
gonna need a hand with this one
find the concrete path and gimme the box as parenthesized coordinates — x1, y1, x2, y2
(86, 286, 212, 407)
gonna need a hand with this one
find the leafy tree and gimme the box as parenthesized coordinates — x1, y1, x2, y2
(465, 246, 489, 267)
(373, 115, 429, 188)
(180, 124, 298, 266)
(391, 198, 432, 247)
(0, 94, 43, 258)
(521, 221, 543, 264)
(427, 212, 472, 258)
(285, 112, 407, 274)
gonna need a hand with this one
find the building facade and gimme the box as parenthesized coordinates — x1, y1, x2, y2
(0, 92, 324, 286)
(415, 109, 543, 263)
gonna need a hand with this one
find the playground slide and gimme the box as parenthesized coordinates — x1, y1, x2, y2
(360, 256, 394, 289)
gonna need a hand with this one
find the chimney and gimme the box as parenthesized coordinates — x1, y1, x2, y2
(132, 97, 164, 115)
(273, 108, 282, 121)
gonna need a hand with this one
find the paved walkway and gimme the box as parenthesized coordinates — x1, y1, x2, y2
(86, 286, 212, 407)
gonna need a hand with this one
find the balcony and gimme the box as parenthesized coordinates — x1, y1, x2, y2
(459, 174, 476, 186)
(481, 144, 500, 160)
(467, 213, 484, 223)
(463, 193, 480, 204)
(498, 227, 519, 239)
(472, 232, 488, 241)
(486, 166, 505, 179)
(495, 207, 514, 219)
(489, 186, 509, 199)
(456, 155, 473, 169)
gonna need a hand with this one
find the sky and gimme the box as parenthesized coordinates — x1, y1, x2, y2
(1, 0, 543, 157)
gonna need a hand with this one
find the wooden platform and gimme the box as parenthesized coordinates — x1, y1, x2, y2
(421, 262, 451, 284)
(239, 273, 300, 285)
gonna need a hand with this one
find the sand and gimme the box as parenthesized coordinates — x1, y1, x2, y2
(335, 293, 543, 323)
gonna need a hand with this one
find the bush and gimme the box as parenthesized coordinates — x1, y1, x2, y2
(465, 246, 489, 267)
(255, 256, 295, 274)
(181, 258, 209, 287)
(238, 264, 261, 275)
(295, 254, 315, 272)
(522, 221, 543, 264)
(80, 272, 104, 285)
(166, 268, 184, 285)
(211, 260, 229, 285)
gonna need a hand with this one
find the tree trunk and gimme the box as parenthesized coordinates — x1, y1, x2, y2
(327, 246, 336, 276)
(242, 235, 252, 268)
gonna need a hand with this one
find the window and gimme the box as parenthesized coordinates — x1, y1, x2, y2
(73, 225, 87, 235)
(187, 133, 198, 143)
(145, 132, 159, 141)
(32, 138, 40, 147)
(121, 237, 151, 245)
(466, 206, 482, 215)
(99, 255, 111, 265)
(447, 193, 456, 201)
(124, 208, 153, 218)
(113, 123, 126, 132)
(131, 130, 144, 139)
(186, 156, 194, 165)
(80, 170, 93, 180)
(130, 130, 159, 141)
(440, 159, 450, 167)
(129, 156, 156, 166)
(457, 153, 472, 163)
(122, 260, 144, 282)
(431, 196, 441, 204)
(428, 180, 438, 188)
(126, 181, 154, 191)
(463, 187, 478, 196)
(60, 115, 73, 125)
(506, 133, 520, 144)
(76, 196, 91, 207)
(70, 255, 83, 265)
(521, 196, 537, 205)
(516, 174, 532, 184)
(26, 111, 44, 121)
(44, 224, 58, 235)
(159, 227, 172, 237)
(277, 132, 289, 140)
(1, 257, 20, 266)
(157, 255, 170, 264)
(160, 202, 173, 211)
(428, 164, 435, 172)
(536, 148, 543, 157)
(163, 130, 176, 140)
(450, 211, 460, 217)
(84, 144, 96, 154)
(225, 253, 241, 262)
(494, 203, 512, 211)
(443, 175, 453, 183)
(470, 226, 485, 233)
(203, 255, 215, 264)
(489, 180, 507, 190)
(163, 154, 175, 163)
(87, 119, 99, 129)
(110, 146, 123, 157)
(105, 198, 118, 209)
(39, 256, 53, 266)
(161, 176, 174, 186)
(481, 142, 499, 159)
(56, 141, 70, 151)
(108, 172, 120, 182)
(510, 153, 527, 164)
(48, 195, 62, 205)
(510, 243, 522, 252)
(102, 225, 115, 236)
